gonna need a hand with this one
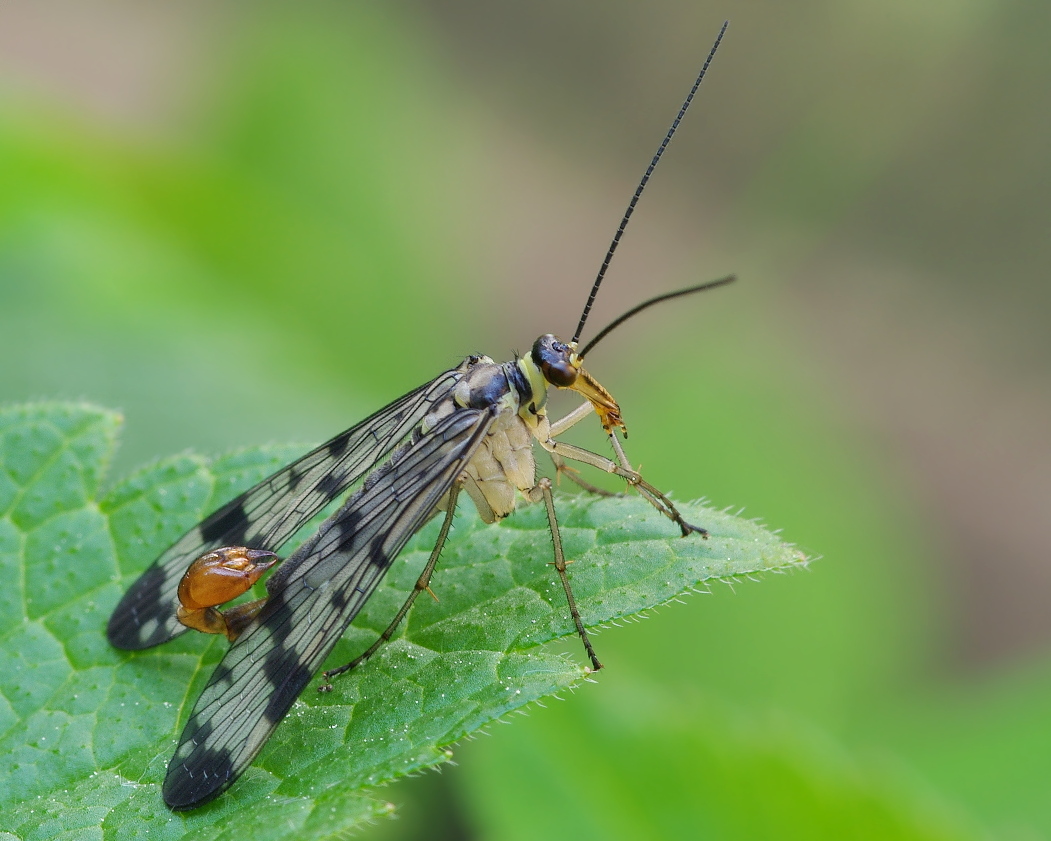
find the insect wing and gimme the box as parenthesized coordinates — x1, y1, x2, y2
(107, 369, 464, 651)
(161, 404, 497, 810)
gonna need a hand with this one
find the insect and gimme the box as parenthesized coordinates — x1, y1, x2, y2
(107, 22, 732, 810)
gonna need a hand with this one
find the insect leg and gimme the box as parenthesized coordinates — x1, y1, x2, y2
(318, 478, 464, 691)
(601, 434, 706, 536)
(531, 477, 602, 671)
(546, 401, 619, 496)
(549, 452, 619, 496)
(548, 400, 595, 437)
(539, 437, 707, 538)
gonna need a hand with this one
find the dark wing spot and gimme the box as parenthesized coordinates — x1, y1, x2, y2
(316, 470, 344, 499)
(262, 666, 313, 725)
(331, 588, 350, 611)
(367, 538, 390, 569)
(335, 507, 363, 547)
(259, 606, 295, 694)
(327, 431, 352, 459)
(190, 718, 214, 745)
(106, 564, 172, 648)
(287, 464, 307, 490)
(163, 745, 234, 810)
(200, 501, 249, 545)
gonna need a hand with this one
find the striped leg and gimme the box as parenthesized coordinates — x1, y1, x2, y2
(532, 477, 603, 671)
(543, 404, 707, 538)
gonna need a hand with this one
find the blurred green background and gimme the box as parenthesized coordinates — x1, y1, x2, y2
(2, 1, 1049, 838)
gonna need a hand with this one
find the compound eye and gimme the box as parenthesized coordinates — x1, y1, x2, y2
(541, 358, 578, 387)
(531, 334, 579, 388)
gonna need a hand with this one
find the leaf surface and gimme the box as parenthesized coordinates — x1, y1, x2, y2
(0, 402, 805, 839)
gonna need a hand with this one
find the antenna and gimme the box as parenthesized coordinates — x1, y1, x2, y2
(571, 20, 729, 346)
(579, 274, 735, 357)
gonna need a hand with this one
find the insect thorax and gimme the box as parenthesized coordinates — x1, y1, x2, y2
(445, 356, 548, 522)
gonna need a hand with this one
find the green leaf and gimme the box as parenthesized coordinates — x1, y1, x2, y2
(461, 687, 983, 841)
(0, 401, 805, 839)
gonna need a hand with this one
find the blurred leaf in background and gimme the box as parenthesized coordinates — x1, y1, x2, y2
(0, 3, 480, 470)
(1, 1, 1050, 839)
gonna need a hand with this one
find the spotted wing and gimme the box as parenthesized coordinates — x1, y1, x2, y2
(161, 404, 497, 810)
(107, 368, 464, 650)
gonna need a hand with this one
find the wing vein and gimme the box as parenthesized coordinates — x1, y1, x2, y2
(161, 403, 497, 810)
